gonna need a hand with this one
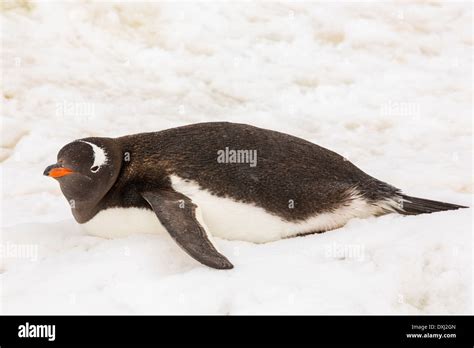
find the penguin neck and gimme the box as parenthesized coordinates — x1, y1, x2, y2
(70, 199, 104, 223)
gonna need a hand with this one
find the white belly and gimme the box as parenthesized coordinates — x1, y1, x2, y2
(83, 175, 392, 243)
(82, 207, 167, 239)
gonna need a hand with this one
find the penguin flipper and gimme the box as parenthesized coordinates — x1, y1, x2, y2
(141, 190, 234, 270)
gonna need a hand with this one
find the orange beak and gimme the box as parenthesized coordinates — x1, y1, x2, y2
(43, 164, 74, 178)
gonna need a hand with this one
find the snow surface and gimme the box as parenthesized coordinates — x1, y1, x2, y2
(1, 1, 472, 314)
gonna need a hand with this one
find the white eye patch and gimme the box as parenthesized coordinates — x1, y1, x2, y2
(79, 140, 108, 171)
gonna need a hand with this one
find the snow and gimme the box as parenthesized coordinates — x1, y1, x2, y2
(1, 1, 472, 314)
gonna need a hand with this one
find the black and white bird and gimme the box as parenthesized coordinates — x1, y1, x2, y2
(44, 122, 467, 269)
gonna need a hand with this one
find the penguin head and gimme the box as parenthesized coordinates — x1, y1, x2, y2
(44, 138, 122, 205)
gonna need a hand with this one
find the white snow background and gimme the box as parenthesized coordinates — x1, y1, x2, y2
(0, 1, 472, 314)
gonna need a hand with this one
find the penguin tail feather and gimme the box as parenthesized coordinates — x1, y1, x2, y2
(396, 194, 468, 215)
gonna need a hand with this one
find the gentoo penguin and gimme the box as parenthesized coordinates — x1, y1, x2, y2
(44, 122, 467, 269)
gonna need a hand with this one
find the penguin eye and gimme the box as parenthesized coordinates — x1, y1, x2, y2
(90, 166, 99, 173)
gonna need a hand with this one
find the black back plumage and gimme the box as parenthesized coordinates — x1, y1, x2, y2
(100, 122, 401, 221)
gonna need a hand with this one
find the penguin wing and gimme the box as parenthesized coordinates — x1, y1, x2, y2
(141, 190, 234, 270)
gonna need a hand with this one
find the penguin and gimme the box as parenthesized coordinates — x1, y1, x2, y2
(43, 122, 467, 269)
